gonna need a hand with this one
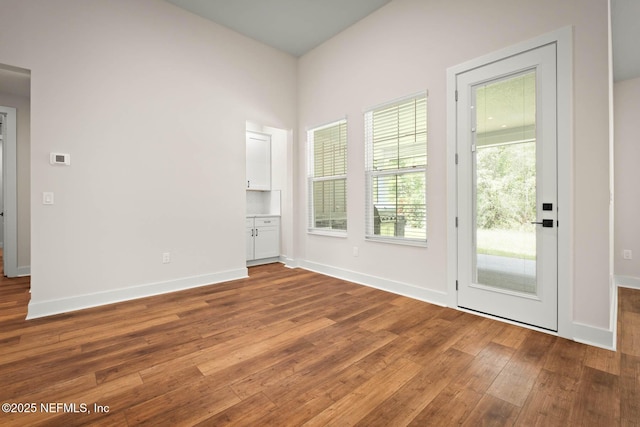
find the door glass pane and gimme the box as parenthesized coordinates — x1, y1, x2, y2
(473, 71, 537, 293)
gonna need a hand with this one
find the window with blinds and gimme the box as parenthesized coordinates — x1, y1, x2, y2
(308, 119, 347, 234)
(365, 93, 427, 244)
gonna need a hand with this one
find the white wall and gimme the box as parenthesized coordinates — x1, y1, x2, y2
(297, 0, 611, 331)
(0, 91, 30, 271)
(0, 0, 296, 316)
(614, 76, 640, 283)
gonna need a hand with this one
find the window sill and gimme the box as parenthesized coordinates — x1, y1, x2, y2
(308, 229, 348, 238)
(365, 235, 427, 247)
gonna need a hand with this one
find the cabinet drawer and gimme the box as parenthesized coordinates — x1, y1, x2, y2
(255, 217, 279, 227)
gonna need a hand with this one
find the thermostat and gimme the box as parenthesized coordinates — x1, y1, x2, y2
(50, 153, 71, 165)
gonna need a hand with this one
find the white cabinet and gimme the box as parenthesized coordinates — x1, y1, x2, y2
(246, 218, 256, 260)
(246, 132, 271, 191)
(246, 216, 280, 262)
(254, 217, 279, 260)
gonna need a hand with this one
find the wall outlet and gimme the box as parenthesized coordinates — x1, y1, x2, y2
(623, 249, 632, 260)
(353, 246, 359, 257)
(162, 252, 171, 264)
(42, 192, 54, 205)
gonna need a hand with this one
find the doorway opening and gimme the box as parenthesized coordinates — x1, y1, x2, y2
(0, 63, 31, 278)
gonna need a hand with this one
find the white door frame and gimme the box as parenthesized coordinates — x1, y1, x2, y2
(0, 105, 18, 277)
(446, 27, 573, 339)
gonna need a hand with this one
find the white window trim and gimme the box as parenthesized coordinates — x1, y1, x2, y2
(307, 118, 348, 236)
(364, 92, 428, 246)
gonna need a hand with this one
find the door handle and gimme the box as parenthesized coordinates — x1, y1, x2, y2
(530, 219, 554, 227)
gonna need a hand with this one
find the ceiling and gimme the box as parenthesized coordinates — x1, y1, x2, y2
(165, 0, 638, 80)
(164, 0, 392, 57)
(0, 1, 638, 98)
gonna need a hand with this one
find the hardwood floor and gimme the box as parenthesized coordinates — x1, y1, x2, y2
(0, 262, 638, 426)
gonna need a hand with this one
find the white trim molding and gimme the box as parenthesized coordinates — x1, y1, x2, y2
(616, 275, 640, 290)
(247, 257, 280, 267)
(0, 105, 18, 278)
(297, 260, 448, 307)
(27, 268, 248, 319)
(281, 255, 300, 268)
(572, 322, 616, 351)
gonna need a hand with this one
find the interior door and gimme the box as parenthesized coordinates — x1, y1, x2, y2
(456, 43, 558, 331)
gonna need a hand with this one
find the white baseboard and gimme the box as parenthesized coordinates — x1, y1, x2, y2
(281, 256, 299, 268)
(296, 260, 448, 307)
(572, 321, 616, 351)
(616, 275, 640, 290)
(247, 257, 280, 267)
(26, 268, 248, 319)
(290, 258, 617, 350)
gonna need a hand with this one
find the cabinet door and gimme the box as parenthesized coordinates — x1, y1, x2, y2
(246, 133, 271, 190)
(246, 223, 255, 260)
(246, 227, 255, 260)
(254, 225, 279, 259)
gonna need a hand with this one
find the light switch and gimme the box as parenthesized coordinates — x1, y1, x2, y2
(43, 192, 54, 205)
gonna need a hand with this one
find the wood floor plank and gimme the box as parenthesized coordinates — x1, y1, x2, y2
(356, 348, 474, 426)
(569, 366, 620, 426)
(353, 335, 416, 375)
(193, 392, 276, 426)
(303, 356, 423, 426)
(263, 329, 399, 406)
(515, 368, 579, 426)
(452, 317, 507, 356)
(619, 311, 640, 357)
(409, 384, 484, 427)
(543, 337, 587, 379)
(620, 353, 640, 424)
(266, 365, 372, 426)
(196, 317, 334, 376)
(486, 331, 556, 407)
(451, 341, 516, 394)
(619, 287, 640, 314)
(0, 263, 638, 426)
(403, 314, 478, 365)
(124, 381, 241, 426)
(584, 344, 621, 375)
(406, 343, 513, 426)
(227, 338, 323, 400)
(461, 394, 520, 426)
(490, 322, 530, 350)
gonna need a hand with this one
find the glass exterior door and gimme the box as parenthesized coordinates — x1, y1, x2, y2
(456, 43, 558, 331)
(473, 71, 537, 294)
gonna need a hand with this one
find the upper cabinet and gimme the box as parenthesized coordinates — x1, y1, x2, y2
(246, 132, 271, 191)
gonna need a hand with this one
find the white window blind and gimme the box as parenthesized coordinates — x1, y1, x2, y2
(365, 93, 427, 243)
(308, 119, 347, 234)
